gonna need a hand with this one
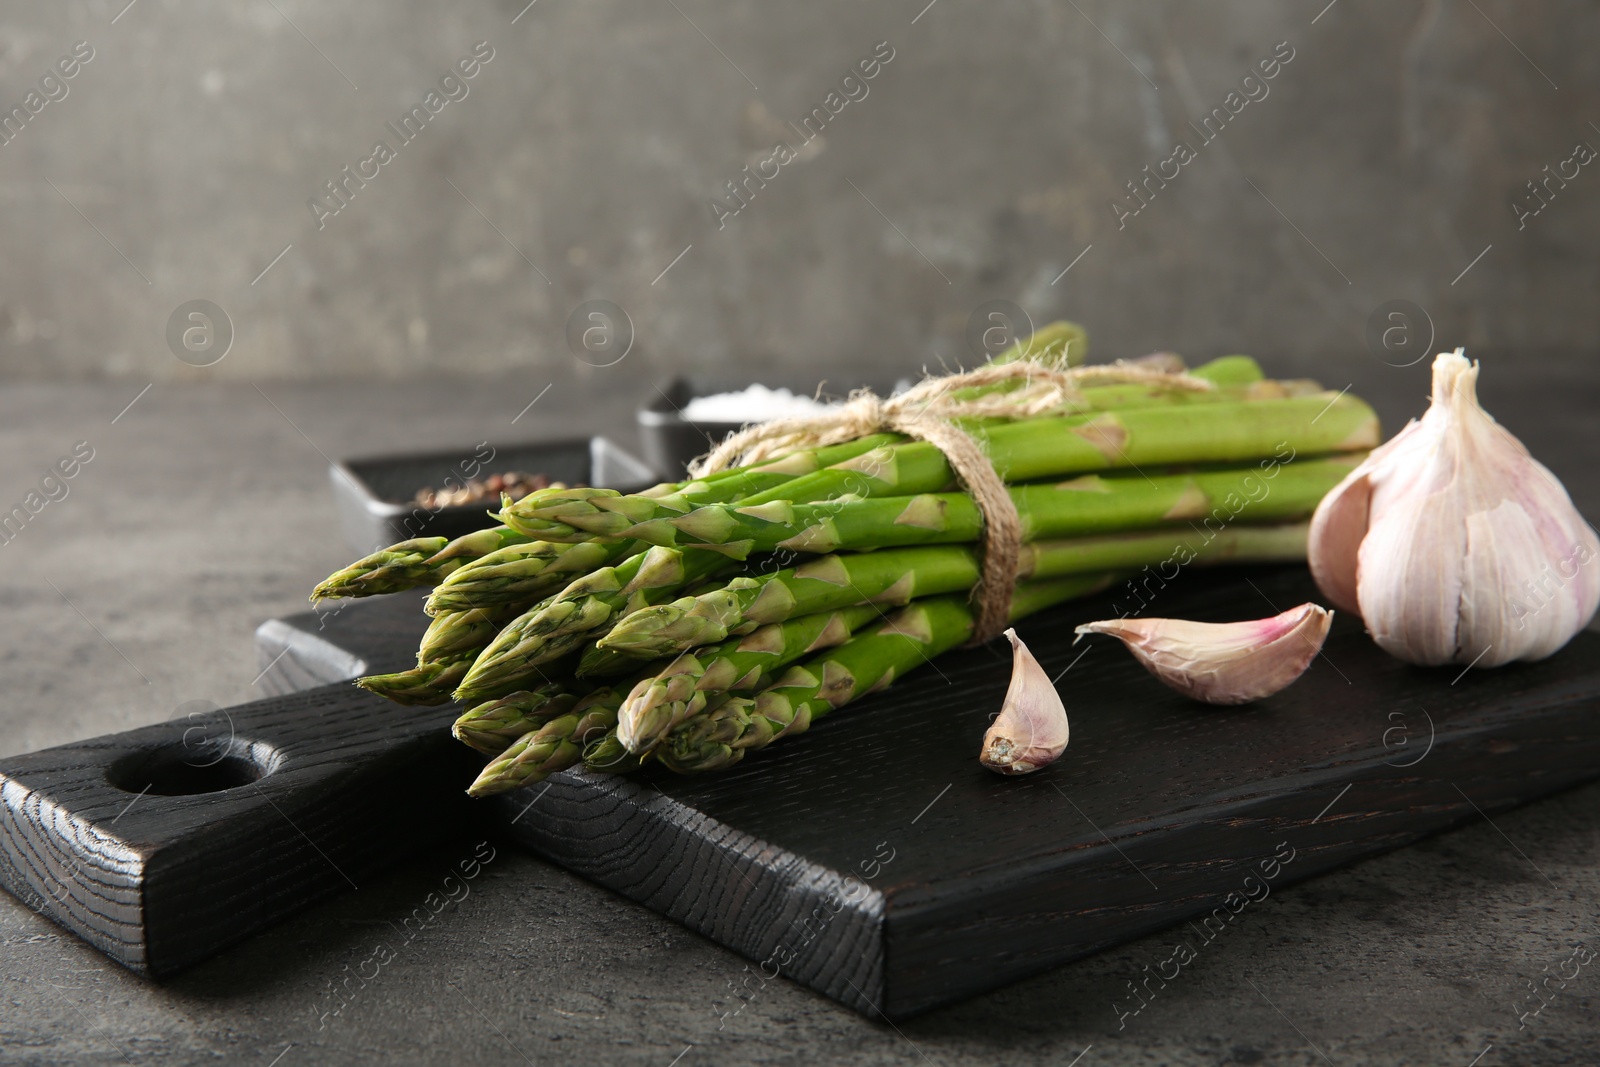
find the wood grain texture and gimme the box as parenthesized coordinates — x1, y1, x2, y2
(0, 681, 474, 977)
(497, 770, 887, 1015)
(5, 562, 1600, 1020)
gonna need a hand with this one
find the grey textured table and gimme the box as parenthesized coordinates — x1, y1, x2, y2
(3, 360, 1599, 1066)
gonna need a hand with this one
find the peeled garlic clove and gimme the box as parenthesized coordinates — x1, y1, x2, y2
(1308, 349, 1600, 666)
(1075, 603, 1331, 705)
(980, 628, 1070, 775)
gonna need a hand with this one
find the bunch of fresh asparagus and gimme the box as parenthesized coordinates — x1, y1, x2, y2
(311, 324, 1379, 796)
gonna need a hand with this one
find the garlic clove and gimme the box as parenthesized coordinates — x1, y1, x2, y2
(1307, 418, 1425, 616)
(1355, 471, 1468, 666)
(1075, 603, 1332, 705)
(980, 628, 1070, 775)
(1308, 349, 1600, 666)
(1305, 470, 1370, 616)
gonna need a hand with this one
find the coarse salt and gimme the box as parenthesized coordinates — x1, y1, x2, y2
(681, 385, 833, 423)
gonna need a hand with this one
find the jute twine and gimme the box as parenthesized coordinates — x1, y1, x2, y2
(691, 360, 1215, 644)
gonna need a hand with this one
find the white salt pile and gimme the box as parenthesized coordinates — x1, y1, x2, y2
(681, 385, 833, 423)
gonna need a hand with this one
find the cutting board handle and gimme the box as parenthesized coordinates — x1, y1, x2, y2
(0, 683, 475, 977)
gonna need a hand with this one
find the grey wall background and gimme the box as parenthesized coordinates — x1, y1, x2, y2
(0, 0, 1595, 388)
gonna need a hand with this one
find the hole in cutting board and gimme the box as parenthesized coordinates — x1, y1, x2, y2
(106, 743, 270, 796)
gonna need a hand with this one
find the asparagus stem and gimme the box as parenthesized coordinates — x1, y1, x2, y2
(310, 347, 1269, 606)
(653, 696, 768, 774)
(1023, 520, 1309, 576)
(658, 433, 903, 500)
(431, 430, 894, 691)
(617, 603, 883, 755)
(424, 526, 539, 564)
(730, 391, 1376, 512)
(620, 455, 1362, 558)
(456, 456, 1352, 704)
(442, 425, 938, 686)
(599, 522, 1311, 658)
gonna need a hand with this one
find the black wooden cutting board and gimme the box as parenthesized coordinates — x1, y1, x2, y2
(4, 564, 1600, 1019)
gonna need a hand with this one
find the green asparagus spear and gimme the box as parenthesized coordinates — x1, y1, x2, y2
(435, 415, 953, 679)
(356, 657, 474, 706)
(619, 455, 1361, 558)
(425, 539, 639, 616)
(425, 526, 539, 564)
(467, 688, 623, 796)
(653, 696, 767, 774)
(495, 432, 904, 542)
(452, 684, 581, 755)
(617, 603, 883, 755)
(356, 603, 538, 705)
(429, 425, 923, 616)
(466, 569, 1122, 776)
(312, 537, 451, 601)
(319, 444, 920, 605)
(435, 431, 927, 615)
(452, 547, 733, 703)
(599, 522, 1311, 658)
(418, 605, 524, 663)
(729, 391, 1377, 512)
(312, 526, 537, 601)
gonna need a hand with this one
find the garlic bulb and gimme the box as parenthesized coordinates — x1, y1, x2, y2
(1309, 349, 1599, 666)
(979, 629, 1070, 775)
(1075, 603, 1331, 705)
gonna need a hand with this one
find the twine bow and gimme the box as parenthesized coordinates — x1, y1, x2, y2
(691, 359, 1214, 645)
